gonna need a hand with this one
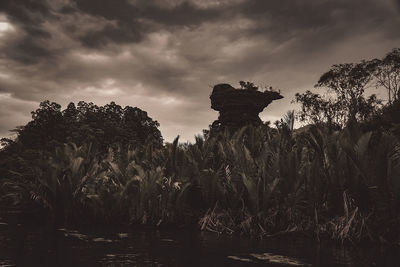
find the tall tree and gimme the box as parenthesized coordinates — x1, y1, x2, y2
(295, 61, 382, 128)
(316, 61, 377, 125)
(372, 48, 400, 104)
(17, 100, 64, 150)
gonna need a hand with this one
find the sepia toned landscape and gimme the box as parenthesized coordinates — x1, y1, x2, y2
(1, 0, 400, 266)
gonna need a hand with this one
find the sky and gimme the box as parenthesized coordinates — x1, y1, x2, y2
(0, 0, 399, 142)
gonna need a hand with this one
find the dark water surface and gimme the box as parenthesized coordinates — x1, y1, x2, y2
(0, 221, 398, 266)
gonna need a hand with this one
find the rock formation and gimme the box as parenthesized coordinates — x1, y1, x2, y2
(210, 83, 283, 129)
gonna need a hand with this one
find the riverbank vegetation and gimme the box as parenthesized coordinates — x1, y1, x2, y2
(1, 48, 399, 245)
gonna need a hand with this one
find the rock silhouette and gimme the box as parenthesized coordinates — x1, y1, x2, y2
(210, 83, 283, 129)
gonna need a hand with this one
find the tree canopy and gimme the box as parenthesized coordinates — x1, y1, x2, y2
(8, 100, 163, 153)
(372, 48, 400, 104)
(294, 57, 390, 128)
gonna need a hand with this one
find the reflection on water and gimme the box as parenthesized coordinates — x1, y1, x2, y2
(249, 253, 310, 266)
(0, 221, 399, 267)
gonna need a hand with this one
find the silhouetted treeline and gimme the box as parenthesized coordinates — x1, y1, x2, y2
(2, 100, 162, 152)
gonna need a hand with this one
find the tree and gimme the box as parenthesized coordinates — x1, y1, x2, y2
(17, 100, 64, 150)
(372, 48, 400, 104)
(295, 60, 382, 128)
(7, 101, 163, 153)
(294, 90, 346, 127)
(316, 61, 378, 125)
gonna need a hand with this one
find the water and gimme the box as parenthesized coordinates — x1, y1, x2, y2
(0, 221, 398, 266)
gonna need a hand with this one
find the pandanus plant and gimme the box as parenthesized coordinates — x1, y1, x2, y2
(25, 143, 107, 225)
(99, 137, 193, 225)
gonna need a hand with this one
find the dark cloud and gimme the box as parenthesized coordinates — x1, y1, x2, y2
(3, 36, 51, 64)
(1, 0, 54, 40)
(1, 0, 52, 24)
(70, 0, 224, 48)
(78, 23, 143, 48)
(73, 0, 222, 26)
(72, 0, 139, 21)
(0, 0, 54, 63)
(234, 0, 400, 50)
(69, 0, 145, 47)
(141, 1, 222, 26)
(396, 0, 400, 10)
(1, 0, 226, 52)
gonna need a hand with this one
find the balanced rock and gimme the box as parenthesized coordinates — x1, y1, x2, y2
(210, 83, 283, 129)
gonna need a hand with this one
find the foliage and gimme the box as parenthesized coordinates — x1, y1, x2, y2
(1, 108, 400, 243)
(372, 48, 400, 104)
(12, 100, 163, 153)
(316, 62, 375, 123)
(295, 61, 383, 128)
(0, 101, 163, 210)
(239, 81, 258, 91)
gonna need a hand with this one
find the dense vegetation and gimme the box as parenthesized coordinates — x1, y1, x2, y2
(0, 49, 399, 244)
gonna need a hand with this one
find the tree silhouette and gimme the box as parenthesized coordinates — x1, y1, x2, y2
(316, 62, 378, 125)
(11, 100, 163, 153)
(296, 61, 382, 128)
(294, 90, 345, 127)
(372, 48, 400, 104)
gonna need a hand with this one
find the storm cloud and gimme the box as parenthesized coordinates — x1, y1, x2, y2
(0, 0, 399, 142)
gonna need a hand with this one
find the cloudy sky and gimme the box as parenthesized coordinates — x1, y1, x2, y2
(0, 0, 399, 142)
